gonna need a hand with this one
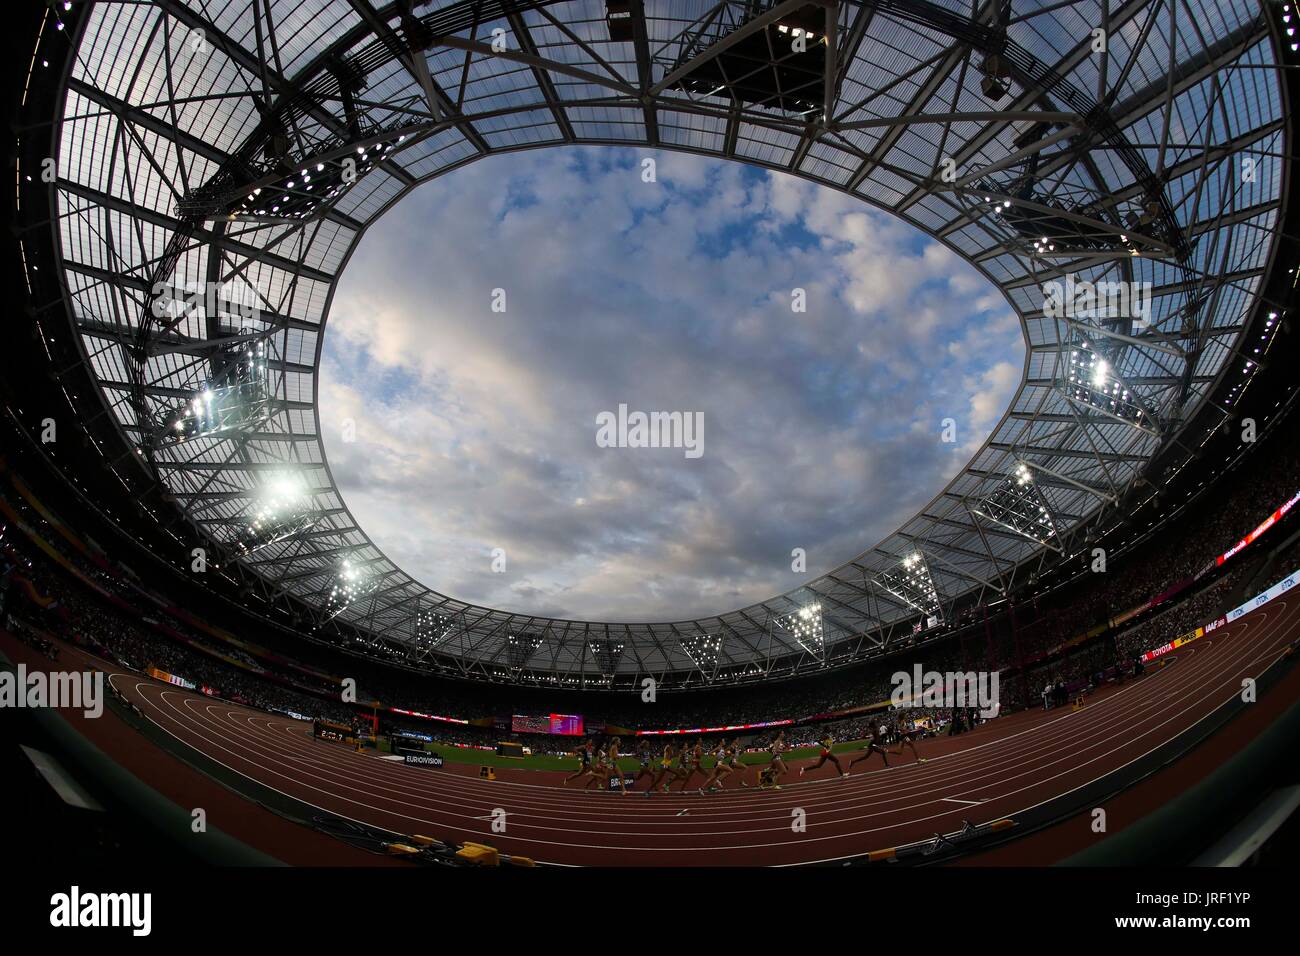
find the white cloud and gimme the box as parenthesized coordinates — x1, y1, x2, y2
(317, 147, 1025, 620)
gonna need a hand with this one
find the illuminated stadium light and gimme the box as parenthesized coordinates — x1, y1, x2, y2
(232, 473, 317, 556)
(154, 335, 272, 446)
(413, 607, 454, 648)
(506, 632, 544, 671)
(324, 558, 376, 621)
(972, 123, 1184, 260)
(972, 463, 1061, 550)
(782, 602, 824, 656)
(174, 37, 420, 226)
(175, 125, 416, 224)
(1059, 341, 1158, 433)
(589, 638, 625, 675)
(873, 552, 942, 618)
(680, 632, 722, 669)
(668, 2, 830, 118)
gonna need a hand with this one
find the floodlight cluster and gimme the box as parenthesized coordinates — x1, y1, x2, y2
(414, 608, 454, 648)
(1228, 309, 1284, 406)
(874, 553, 942, 616)
(978, 175, 1147, 255)
(232, 474, 316, 556)
(157, 338, 271, 446)
(973, 464, 1059, 547)
(325, 558, 374, 620)
(589, 638, 625, 674)
(177, 129, 412, 224)
(1063, 342, 1150, 428)
(774, 23, 823, 43)
(681, 632, 722, 669)
(783, 602, 824, 655)
(506, 632, 544, 670)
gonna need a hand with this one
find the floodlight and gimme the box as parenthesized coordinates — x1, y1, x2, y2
(681, 632, 722, 669)
(324, 558, 377, 621)
(973, 465, 1061, 549)
(782, 602, 824, 656)
(506, 632, 544, 670)
(589, 638, 625, 675)
(1060, 341, 1157, 432)
(232, 472, 317, 556)
(414, 608, 454, 648)
(874, 553, 942, 617)
(154, 335, 272, 446)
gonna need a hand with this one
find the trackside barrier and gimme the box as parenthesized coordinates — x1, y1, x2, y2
(1060, 696, 1300, 866)
(0, 647, 284, 866)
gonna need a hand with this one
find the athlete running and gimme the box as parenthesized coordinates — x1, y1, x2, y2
(630, 739, 656, 791)
(799, 729, 848, 779)
(563, 739, 598, 786)
(700, 740, 733, 793)
(757, 731, 789, 789)
(890, 716, 926, 763)
(586, 742, 609, 791)
(675, 737, 706, 791)
(606, 736, 629, 795)
(848, 721, 891, 771)
(650, 741, 683, 794)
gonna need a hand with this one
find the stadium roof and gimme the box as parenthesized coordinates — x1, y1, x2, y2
(38, 0, 1288, 684)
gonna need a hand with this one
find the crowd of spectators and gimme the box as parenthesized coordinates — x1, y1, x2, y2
(2, 422, 1298, 747)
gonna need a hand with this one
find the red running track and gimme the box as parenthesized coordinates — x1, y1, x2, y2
(98, 592, 1300, 866)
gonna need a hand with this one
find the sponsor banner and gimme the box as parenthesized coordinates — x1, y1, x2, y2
(637, 718, 793, 736)
(1141, 566, 1300, 661)
(1142, 625, 1208, 663)
(388, 707, 469, 725)
(401, 751, 444, 768)
(1226, 568, 1299, 621)
(1215, 490, 1300, 567)
(392, 730, 434, 744)
(146, 666, 195, 689)
(607, 773, 637, 789)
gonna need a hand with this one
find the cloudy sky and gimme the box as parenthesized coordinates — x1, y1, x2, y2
(318, 147, 1022, 622)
